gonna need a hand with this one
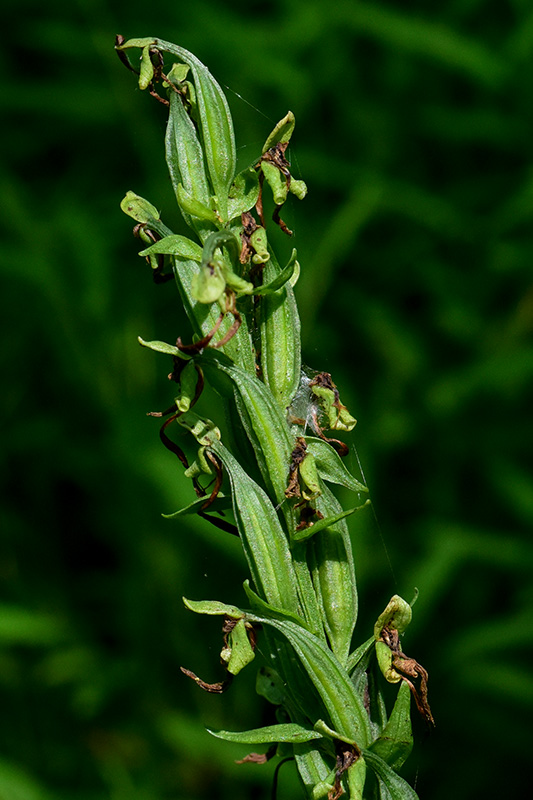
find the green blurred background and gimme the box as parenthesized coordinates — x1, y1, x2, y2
(2, 0, 533, 797)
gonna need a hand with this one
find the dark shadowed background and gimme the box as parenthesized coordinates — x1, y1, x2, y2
(2, 1, 533, 798)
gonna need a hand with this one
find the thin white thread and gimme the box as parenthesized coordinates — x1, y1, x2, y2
(351, 443, 398, 587)
(222, 82, 274, 123)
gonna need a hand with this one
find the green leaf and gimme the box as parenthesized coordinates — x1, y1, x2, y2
(162, 493, 232, 519)
(363, 751, 420, 800)
(152, 39, 237, 221)
(245, 591, 371, 746)
(208, 722, 323, 745)
(139, 234, 203, 262)
(137, 336, 190, 359)
(347, 636, 375, 676)
(256, 666, 286, 705)
(182, 597, 245, 619)
(292, 504, 369, 542)
(369, 682, 413, 771)
(305, 438, 368, 493)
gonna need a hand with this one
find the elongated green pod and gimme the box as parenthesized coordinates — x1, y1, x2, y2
(259, 248, 302, 411)
(309, 482, 359, 667)
(196, 350, 324, 634)
(198, 349, 293, 503)
(347, 756, 366, 800)
(208, 439, 300, 616)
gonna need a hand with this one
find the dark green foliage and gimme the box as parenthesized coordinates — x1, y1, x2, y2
(1, 1, 532, 798)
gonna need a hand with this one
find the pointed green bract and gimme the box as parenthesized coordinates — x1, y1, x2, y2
(208, 722, 323, 745)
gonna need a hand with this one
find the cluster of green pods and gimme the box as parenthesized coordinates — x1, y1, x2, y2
(117, 36, 430, 799)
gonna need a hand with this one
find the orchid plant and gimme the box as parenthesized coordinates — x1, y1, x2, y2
(116, 35, 433, 800)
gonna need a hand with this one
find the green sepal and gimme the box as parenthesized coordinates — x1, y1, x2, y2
(202, 228, 241, 263)
(249, 226, 270, 264)
(262, 111, 296, 153)
(177, 183, 219, 224)
(369, 681, 413, 771)
(207, 722, 323, 745)
(182, 597, 245, 619)
(292, 504, 369, 543)
(193, 229, 252, 301)
(120, 191, 160, 224)
(176, 360, 199, 413)
(289, 259, 300, 287)
(304, 438, 368, 494)
(116, 37, 156, 50)
(261, 159, 288, 206)
(374, 595, 412, 640)
(138, 44, 154, 90)
(256, 666, 285, 705)
(227, 166, 260, 220)
(362, 750, 420, 800)
(139, 235, 202, 262)
(162, 493, 231, 519)
(178, 411, 221, 447)
(299, 452, 321, 500)
(137, 336, 190, 360)
(191, 257, 226, 303)
(163, 61, 190, 86)
(221, 617, 255, 675)
(289, 177, 308, 200)
(183, 446, 212, 479)
(311, 384, 357, 432)
(224, 269, 254, 295)
(375, 641, 401, 684)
